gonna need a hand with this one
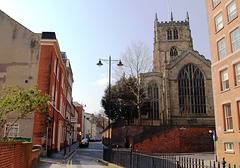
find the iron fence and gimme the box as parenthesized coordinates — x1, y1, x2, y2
(103, 148, 238, 168)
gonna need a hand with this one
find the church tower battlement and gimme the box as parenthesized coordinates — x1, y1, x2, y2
(153, 12, 193, 73)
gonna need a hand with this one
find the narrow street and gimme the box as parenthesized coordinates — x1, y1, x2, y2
(34, 142, 107, 168)
(65, 141, 105, 168)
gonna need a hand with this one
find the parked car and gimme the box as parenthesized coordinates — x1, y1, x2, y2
(79, 139, 89, 147)
(89, 138, 96, 142)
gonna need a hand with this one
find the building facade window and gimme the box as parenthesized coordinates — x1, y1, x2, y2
(148, 83, 159, 119)
(224, 104, 233, 131)
(170, 47, 178, 57)
(238, 101, 240, 130)
(231, 28, 240, 52)
(218, 38, 226, 60)
(221, 69, 229, 91)
(213, 0, 220, 8)
(167, 29, 172, 40)
(225, 143, 234, 153)
(215, 12, 223, 32)
(227, 1, 237, 22)
(235, 63, 240, 86)
(52, 85, 54, 103)
(5, 123, 19, 137)
(54, 59, 57, 74)
(174, 29, 178, 39)
(178, 64, 206, 114)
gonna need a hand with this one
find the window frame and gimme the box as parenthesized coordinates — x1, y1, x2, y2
(170, 47, 178, 57)
(217, 38, 226, 60)
(215, 12, 223, 32)
(173, 29, 178, 39)
(231, 28, 240, 52)
(167, 29, 172, 40)
(178, 64, 206, 114)
(213, 0, 221, 8)
(221, 69, 229, 91)
(238, 101, 240, 130)
(235, 63, 240, 86)
(225, 143, 234, 153)
(5, 123, 19, 137)
(148, 83, 160, 119)
(224, 104, 233, 131)
(227, 0, 237, 23)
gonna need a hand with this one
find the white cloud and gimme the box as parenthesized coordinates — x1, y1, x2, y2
(92, 77, 108, 85)
(92, 77, 117, 85)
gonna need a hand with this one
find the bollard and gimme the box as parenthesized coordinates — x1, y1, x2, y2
(222, 158, 226, 168)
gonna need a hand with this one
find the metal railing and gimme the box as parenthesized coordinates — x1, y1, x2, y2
(103, 148, 238, 168)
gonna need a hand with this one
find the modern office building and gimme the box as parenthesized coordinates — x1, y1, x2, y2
(205, 0, 240, 164)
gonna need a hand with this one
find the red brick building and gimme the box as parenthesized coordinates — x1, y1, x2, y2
(0, 10, 76, 157)
(34, 32, 75, 155)
(73, 102, 85, 141)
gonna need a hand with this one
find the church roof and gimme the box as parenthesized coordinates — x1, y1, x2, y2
(166, 47, 211, 69)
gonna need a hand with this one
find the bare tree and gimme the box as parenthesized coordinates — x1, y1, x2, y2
(115, 41, 153, 125)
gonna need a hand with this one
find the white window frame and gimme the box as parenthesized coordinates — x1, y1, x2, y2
(235, 63, 240, 86)
(213, 0, 220, 8)
(231, 28, 240, 52)
(221, 69, 229, 91)
(215, 12, 223, 32)
(5, 123, 19, 137)
(61, 75, 64, 89)
(55, 90, 58, 107)
(227, 1, 237, 22)
(54, 59, 57, 74)
(218, 38, 226, 60)
(52, 85, 54, 103)
(224, 104, 233, 131)
(225, 143, 234, 153)
(238, 101, 240, 130)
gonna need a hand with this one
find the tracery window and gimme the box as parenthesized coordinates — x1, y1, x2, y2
(170, 47, 178, 57)
(167, 29, 172, 40)
(148, 83, 159, 119)
(174, 29, 178, 39)
(178, 64, 206, 114)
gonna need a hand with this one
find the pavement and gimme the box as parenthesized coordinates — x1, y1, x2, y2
(32, 142, 79, 167)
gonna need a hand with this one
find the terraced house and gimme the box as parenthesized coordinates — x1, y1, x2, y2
(0, 10, 76, 156)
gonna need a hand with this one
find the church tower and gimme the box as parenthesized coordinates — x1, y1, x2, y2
(153, 12, 193, 73)
(141, 12, 214, 127)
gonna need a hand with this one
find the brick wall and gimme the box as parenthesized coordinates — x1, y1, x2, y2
(133, 126, 214, 153)
(0, 141, 39, 168)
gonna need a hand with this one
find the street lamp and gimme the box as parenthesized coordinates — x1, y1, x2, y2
(97, 55, 123, 148)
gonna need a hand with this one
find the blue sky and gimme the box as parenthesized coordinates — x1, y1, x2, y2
(0, 0, 211, 114)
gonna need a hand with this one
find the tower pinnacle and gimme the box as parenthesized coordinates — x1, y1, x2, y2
(186, 11, 189, 22)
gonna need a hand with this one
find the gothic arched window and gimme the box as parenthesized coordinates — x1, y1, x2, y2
(170, 47, 178, 57)
(167, 29, 172, 40)
(148, 83, 159, 119)
(178, 64, 206, 114)
(174, 29, 178, 39)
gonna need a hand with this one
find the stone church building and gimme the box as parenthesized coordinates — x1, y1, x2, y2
(140, 13, 215, 127)
(111, 13, 215, 153)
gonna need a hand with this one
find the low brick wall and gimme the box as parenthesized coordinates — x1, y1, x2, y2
(133, 126, 214, 153)
(0, 141, 40, 168)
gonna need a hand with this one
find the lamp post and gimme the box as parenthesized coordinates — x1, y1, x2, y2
(97, 55, 123, 148)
